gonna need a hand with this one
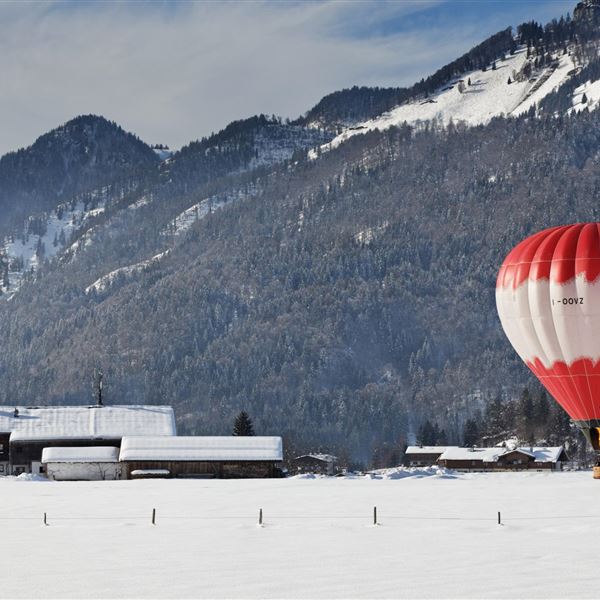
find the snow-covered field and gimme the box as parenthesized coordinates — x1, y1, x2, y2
(1, 470, 598, 599)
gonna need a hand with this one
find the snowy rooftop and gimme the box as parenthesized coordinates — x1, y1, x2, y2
(439, 447, 503, 462)
(405, 446, 451, 455)
(120, 436, 283, 462)
(2, 405, 176, 441)
(41, 446, 120, 463)
(438, 446, 565, 463)
(295, 453, 337, 463)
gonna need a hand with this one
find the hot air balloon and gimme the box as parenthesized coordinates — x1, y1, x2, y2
(496, 223, 600, 472)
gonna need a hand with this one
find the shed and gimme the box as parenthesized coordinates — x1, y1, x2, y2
(293, 454, 338, 475)
(119, 436, 284, 479)
(42, 446, 121, 481)
(404, 446, 451, 467)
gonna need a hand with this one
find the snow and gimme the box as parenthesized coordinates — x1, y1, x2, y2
(153, 148, 172, 161)
(404, 445, 451, 454)
(2, 198, 106, 298)
(131, 469, 170, 476)
(41, 446, 120, 463)
(316, 49, 576, 157)
(0, 471, 599, 598)
(514, 53, 576, 116)
(166, 185, 260, 237)
(120, 436, 283, 461)
(569, 78, 600, 114)
(2, 405, 176, 441)
(85, 250, 170, 294)
(296, 453, 337, 462)
(440, 446, 505, 462)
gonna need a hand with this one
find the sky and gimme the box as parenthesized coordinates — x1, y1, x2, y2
(0, 0, 575, 156)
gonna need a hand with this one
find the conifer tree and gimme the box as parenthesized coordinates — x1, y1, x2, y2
(233, 411, 255, 436)
(463, 419, 479, 446)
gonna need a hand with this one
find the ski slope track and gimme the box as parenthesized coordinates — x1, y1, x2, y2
(315, 47, 577, 157)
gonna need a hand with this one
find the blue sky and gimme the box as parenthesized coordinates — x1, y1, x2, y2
(0, 0, 575, 155)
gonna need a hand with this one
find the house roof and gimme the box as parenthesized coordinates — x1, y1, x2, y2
(294, 454, 337, 463)
(439, 447, 503, 462)
(438, 446, 566, 463)
(405, 446, 451, 455)
(2, 406, 176, 441)
(41, 446, 120, 463)
(119, 436, 283, 462)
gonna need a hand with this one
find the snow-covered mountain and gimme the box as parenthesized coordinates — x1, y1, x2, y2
(315, 46, 582, 156)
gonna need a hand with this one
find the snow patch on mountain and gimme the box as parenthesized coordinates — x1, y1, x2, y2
(568, 79, 600, 113)
(1, 199, 106, 298)
(153, 148, 173, 161)
(85, 250, 170, 295)
(165, 186, 261, 236)
(314, 48, 577, 157)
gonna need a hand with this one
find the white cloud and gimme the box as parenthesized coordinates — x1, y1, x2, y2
(0, 0, 569, 155)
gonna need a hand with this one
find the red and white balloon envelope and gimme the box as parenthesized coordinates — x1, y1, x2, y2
(496, 223, 600, 456)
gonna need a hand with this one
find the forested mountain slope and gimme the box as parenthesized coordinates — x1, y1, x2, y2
(2, 108, 600, 462)
(1, 2, 600, 464)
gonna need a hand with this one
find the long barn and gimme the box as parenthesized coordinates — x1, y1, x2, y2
(119, 436, 284, 479)
(0, 405, 176, 476)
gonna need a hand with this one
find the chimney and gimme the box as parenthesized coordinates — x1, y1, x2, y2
(97, 369, 103, 407)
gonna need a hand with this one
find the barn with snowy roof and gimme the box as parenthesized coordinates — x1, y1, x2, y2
(119, 436, 284, 479)
(0, 405, 176, 476)
(436, 446, 568, 471)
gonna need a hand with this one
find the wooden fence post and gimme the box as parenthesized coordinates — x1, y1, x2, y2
(43, 512, 47, 526)
(152, 508, 156, 525)
(497, 511, 501, 525)
(373, 506, 378, 526)
(258, 508, 263, 526)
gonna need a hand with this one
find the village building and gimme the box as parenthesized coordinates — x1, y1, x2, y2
(293, 454, 338, 475)
(42, 446, 121, 481)
(436, 446, 568, 471)
(403, 446, 451, 467)
(119, 435, 283, 479)
(0, 405, 176, 475)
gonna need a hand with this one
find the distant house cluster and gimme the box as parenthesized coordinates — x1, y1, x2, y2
(0, 405, 283, 480)
(404, 445, 568, 471)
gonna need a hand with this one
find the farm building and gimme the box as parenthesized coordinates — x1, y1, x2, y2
(42, 446, 121, 481)
(0, 405, 176, 475)
(293, 454, 338, 475)
(404, 446, 451, 467)
(436, 446, 568, 471)
(119, 436, 283, 479)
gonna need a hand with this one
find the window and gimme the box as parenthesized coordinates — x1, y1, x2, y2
(39, 466, 45, 474)
(0, 464, 4, 473)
